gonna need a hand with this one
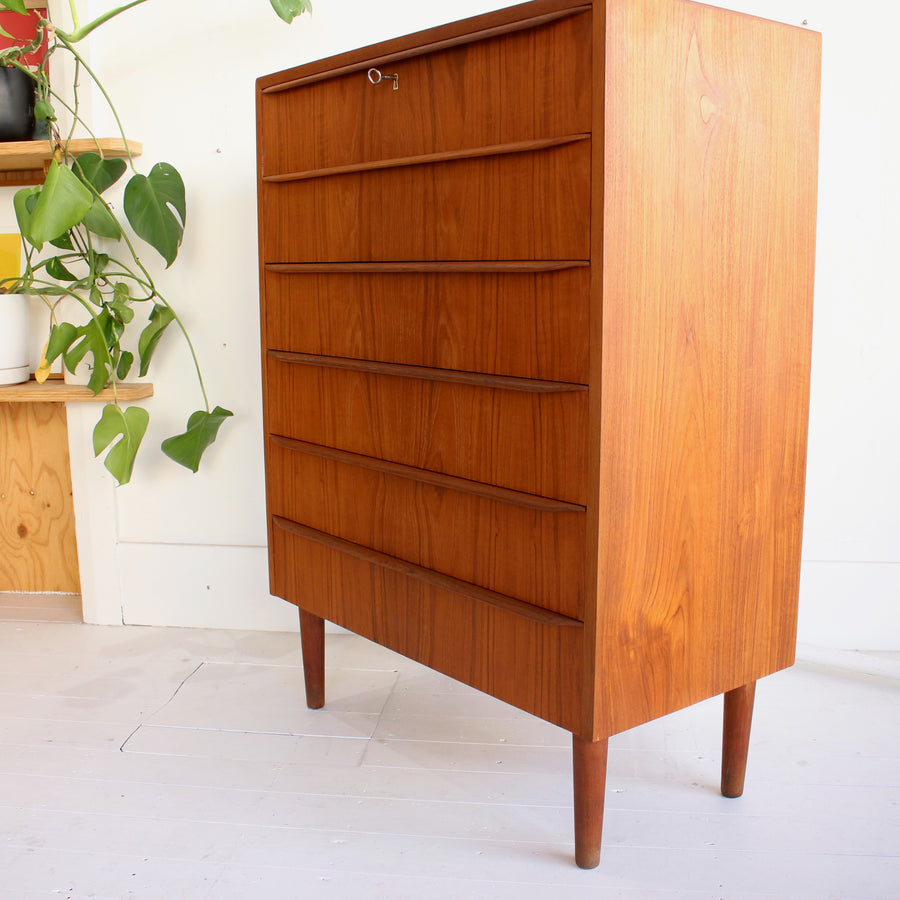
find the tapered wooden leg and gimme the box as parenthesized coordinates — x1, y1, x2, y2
(299, 609, 325, 710)
(721, 681, 756, 798)
(573, 734, 608, 869)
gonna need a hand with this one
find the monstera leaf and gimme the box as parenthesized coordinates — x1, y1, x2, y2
(93, 403, 150, 485)
(123, 163, 186, 267)
(270, 0, 312, 23)
(44, 319, 113, 395)
(161, 406, 233, 473)
(137, 303, 175, 376)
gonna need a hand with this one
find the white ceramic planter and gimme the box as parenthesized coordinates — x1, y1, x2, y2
(0, 293, 30, 385)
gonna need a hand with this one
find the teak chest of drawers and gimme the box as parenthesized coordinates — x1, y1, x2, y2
(256, 0, 821, 867)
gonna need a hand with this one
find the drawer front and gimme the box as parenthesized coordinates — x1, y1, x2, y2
(263, 267, 590, 384)
(270, 518, 584, 731)
(265, 357, 588, 505)
(266, 438, 585, 619)
(259, 141, 590, 262)
(258, 9, 591, 178)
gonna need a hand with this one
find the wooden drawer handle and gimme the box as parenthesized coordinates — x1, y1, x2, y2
(367, 67, 399, 90)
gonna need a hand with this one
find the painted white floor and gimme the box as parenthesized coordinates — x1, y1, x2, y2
(0, 593, 898, 900)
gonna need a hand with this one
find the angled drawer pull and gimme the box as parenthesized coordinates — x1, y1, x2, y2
(269, 434, 588, 513)
(257, 10, 591, 180)
(267, 349, 587, 393)
(367, 67, 399, 90)
(260, 6, 591, 95)
(272, 516, 584, 629)
(264, 260, 589, 273)
(261, 134, 591, 184)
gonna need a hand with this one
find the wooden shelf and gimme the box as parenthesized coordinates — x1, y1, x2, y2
(0, 378, 152, 403)
(0, 138, 142, 186)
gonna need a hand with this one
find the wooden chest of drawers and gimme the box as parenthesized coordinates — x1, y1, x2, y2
(256, 0, 821, 867)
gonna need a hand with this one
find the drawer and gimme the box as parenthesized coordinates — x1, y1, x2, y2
(257, 8, 591, 178)
(266, 437, 586, 619)
(262, 266, 590, 384)
(270, 517, 584, 731)
(258, 140, 590, 263)
(264, 355, 589, 505)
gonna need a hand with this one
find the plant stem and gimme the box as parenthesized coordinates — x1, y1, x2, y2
(55, 34, 137, 168)
(67, 0, 80, 31)
(59, 0, 149, 44)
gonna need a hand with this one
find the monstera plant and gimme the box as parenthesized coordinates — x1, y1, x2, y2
(0, 0, 311, 484)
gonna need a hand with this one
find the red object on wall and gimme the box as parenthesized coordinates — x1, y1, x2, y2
(0, 9, 49, 69)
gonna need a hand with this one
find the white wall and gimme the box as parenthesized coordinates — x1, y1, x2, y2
(8, 0, 895, 649)
(61, 0, 521, 632)
(720, 0, 900, 651)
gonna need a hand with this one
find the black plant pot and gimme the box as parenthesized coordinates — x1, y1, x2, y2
(0, 66, 36, 142)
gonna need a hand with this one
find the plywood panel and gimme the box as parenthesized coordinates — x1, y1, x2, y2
(0, 402, 79, 592)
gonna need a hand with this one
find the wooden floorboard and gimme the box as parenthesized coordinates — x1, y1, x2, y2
(0, 613, 897, 899)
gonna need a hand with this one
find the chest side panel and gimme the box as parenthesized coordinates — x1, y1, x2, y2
(592, 0, 820, 736)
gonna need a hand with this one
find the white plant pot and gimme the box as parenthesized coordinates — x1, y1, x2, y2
(62, 354, 94, 386)
(0, 293, 30, 385)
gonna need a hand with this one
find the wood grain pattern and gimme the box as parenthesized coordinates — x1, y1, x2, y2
(0, 139, 142, 186)
(257, 0, 820, 865)
(590, 0, 820, 737)
(271, 518, 584, 731)
(722, 681, 756, 798)
(263, 135, 590, 183)
(0, 402, 79, 592)
(269, 436, 586, 513)
(573, 735, 608, 868)
(266, 262, 589, 272)
(265, 356, 589, 504)
(263, 267, 590, 383)
(268, 350, 586, 393)
(0, 380, 153, 403)
(299, 609, 326, 709)
(259, 9, 590, 177)
(259, 142, 591, 263)
(267, 439, 586, 618)
(261, 3, 591, 95)
(275, 517, 581, 629)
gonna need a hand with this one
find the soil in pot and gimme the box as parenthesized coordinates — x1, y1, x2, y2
(0, 66, 35, 142)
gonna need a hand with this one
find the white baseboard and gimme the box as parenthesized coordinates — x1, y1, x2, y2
(107, 545, 900, 659)
(117, 543, 299, 631)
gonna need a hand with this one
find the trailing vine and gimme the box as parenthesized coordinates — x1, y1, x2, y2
(0, 0, 311, 483)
